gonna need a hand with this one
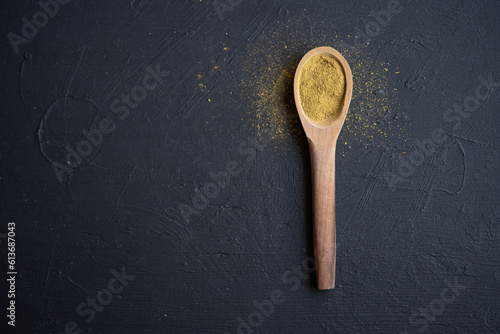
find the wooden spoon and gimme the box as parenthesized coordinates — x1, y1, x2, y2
(293, 47, 353, 290)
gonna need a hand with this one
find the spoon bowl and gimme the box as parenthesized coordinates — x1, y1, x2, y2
(294, 47, 353, 290)
(294, 47, 353, 132)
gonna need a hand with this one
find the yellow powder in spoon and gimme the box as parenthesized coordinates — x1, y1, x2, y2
(299, 54, 346, 122)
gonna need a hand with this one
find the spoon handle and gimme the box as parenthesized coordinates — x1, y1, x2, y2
(309, 139, 337, 290)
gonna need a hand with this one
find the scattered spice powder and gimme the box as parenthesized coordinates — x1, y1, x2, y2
(299, 54, 346, 123)
(233, 14, 408, 149)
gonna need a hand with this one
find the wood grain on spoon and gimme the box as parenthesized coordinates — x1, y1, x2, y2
(293, 47, 353, 290)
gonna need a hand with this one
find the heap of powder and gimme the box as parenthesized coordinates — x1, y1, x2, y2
(299, 54, 346, 122)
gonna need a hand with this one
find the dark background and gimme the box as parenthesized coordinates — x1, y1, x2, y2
(1, 0, 500, 333)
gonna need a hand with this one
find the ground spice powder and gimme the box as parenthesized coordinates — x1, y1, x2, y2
(299, 54, 346, 123)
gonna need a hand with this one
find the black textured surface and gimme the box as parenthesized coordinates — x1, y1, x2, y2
(1, 1, 500, 333)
